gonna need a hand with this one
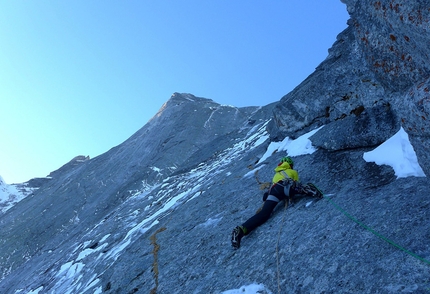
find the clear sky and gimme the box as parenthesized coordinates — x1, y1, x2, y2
(0, 1, 349, 184)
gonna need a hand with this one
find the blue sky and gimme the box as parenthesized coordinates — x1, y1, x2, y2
(0, 1, 349, 184)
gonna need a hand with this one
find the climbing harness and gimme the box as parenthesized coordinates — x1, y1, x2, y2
(277, 173, 295, 206)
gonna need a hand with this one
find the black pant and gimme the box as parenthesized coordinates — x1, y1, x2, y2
(241, 200, 278, 233)
(241, 182, 292, 234)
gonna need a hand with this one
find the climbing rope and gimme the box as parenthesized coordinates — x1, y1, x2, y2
(275, 193, 429, 294)
(149, 227, 167, 294)
(149, 214, 175, 293)
(324, 195, 430, 266)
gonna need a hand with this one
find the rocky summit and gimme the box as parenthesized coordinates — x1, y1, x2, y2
(1, 0, 429, 293)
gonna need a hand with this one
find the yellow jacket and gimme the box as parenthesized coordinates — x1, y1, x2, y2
(272, 162, 299, 184)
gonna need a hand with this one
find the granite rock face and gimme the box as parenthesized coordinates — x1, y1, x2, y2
(0, 1, 429, 293)
(0, 93, 271, 289)
(270, 0, 430, 176)
(0, 91, 428, 294)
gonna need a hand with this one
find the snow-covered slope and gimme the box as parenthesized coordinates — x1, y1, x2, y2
(0, 176, 36, 214)
(37, 112, 273, 294)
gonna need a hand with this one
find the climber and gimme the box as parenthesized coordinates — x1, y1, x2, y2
(231, 156, 322, 249)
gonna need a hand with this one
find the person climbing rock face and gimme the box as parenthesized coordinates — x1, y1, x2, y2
(231, 156, 322, 249)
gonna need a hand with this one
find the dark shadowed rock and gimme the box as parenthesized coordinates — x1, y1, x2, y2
(310, 104, 400, 151)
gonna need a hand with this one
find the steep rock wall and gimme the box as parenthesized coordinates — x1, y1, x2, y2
(269, 0, 429, 176)
(0, 93, 271, 283)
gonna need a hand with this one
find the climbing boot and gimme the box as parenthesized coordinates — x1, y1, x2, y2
(303, 183, 323, 199)
(231, 226, 245, 249)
